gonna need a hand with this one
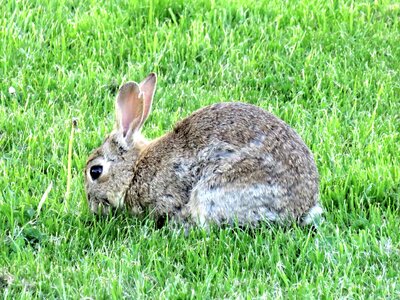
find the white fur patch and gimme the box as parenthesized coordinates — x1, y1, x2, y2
(188, 183, 283, 226)
(301, 204, 323, 226)
(105, 190, 126, 209)
(249, 134, 266, 147)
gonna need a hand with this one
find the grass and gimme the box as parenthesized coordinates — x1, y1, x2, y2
(1, 0, 399, 298)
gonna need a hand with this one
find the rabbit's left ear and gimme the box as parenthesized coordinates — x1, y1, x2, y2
(116, 73, 157, 138)
(138, 72, 157, 129)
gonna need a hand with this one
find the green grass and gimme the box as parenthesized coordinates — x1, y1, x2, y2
(1, 0, 399, 298)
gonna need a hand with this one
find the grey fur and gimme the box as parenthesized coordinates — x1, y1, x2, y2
(84, 73, 322, 227)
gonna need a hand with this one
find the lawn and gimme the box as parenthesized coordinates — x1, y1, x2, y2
(1, 0, 399, 298)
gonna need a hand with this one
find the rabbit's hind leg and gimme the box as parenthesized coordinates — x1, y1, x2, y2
(185, 179, 283, 227)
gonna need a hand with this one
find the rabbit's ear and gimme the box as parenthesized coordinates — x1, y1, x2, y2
(115, 73, 157, 138)
(116, 81, 143, 137)
(138, 73, 157, 128)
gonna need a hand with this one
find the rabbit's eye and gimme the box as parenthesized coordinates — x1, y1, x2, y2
(90, 165, 103, 180)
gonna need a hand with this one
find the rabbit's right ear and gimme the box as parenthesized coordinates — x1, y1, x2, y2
(116, 73, 157, 140)
(116, 81, 143, 138)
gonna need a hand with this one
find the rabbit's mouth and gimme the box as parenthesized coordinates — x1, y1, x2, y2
(89, 196, 112, 215)
(106, 190, 126, 210)
(89, 191, 126, 215)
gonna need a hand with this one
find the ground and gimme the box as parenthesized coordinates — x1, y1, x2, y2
(1, 0, 399, 298)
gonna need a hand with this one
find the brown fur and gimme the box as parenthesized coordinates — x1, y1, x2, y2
(85, 74, 321, 227)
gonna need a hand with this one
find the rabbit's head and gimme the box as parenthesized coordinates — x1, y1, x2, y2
(84, 73, 157, 214)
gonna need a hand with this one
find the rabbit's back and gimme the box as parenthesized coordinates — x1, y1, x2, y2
(127, 102, 320, 226)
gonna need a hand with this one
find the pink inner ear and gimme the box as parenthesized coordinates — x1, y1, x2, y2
(116, 82, 143, 136)
(119, 98, 142, 135)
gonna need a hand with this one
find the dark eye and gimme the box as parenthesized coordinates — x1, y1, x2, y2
(90, 165, 103, 180)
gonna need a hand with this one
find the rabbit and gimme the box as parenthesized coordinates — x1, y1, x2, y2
(84, 73, 323, 227)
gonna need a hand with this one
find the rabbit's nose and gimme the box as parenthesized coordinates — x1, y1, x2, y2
(90, 165, 103, 180)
